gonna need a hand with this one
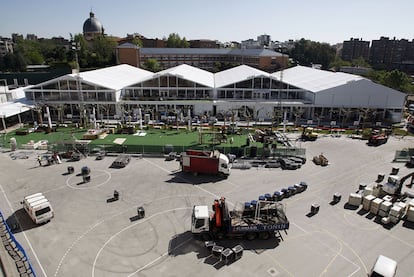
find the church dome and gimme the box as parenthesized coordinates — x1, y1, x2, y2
(83, 12, 104, 35)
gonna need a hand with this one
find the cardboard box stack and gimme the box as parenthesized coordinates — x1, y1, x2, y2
(370, 198, 383, 215)
(389, 205, 404, 224)
(363, 195, 376, 211)
(348, 193, 362, 207)
(378, 201, 392, 217)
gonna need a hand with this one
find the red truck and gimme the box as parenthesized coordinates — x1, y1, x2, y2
(181, 150, 230, 177)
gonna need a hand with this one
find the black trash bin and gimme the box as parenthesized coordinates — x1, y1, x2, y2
(232, 245, 243, 260)
(311, 203, 320, 214)
(137, 206, 145, 218)
(113, 190, 119, 200)
(67, 166, 74, 174)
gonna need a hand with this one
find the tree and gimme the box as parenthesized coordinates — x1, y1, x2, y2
(88, 36, 117, 67)
(351, 57, 370, 68)
(382, 70, 411, 91)
(329, 56, 351, 71)
(166, 33, 189, 48)
(289, 39, 336, 69)
(131, 38, 143, 47)
(142, 58, 161, 72)
(367, 69, 414, 93)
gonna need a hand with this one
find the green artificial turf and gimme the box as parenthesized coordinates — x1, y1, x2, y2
(2, 127, 261, 151)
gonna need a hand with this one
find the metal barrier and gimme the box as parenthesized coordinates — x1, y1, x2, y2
(0, 210, 36, 277)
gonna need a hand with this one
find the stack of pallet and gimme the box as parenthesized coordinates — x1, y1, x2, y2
(363, 186, 373, 196)
(363, 183, 381, 197)
(370, 198, 383, 215)
(348, 193, 362, 207)
(389, 205, 404, 224)
(378, 201, 392, 217)
(363, 195, 376, 211)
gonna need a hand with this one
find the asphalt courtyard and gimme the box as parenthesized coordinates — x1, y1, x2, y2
(0, 133, 414, 277)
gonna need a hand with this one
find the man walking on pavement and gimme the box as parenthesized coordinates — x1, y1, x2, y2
(38, 155, 42, 166)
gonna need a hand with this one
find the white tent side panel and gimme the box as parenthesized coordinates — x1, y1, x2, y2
(314, 79, 406, 108)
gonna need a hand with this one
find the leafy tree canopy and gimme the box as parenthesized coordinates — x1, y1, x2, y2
(142, 58, 161, 72)
(289, 38, 336, 69)
(166, 33, 189, 48)
(368, 69, 414, 93)
(131, 38, 143, 47)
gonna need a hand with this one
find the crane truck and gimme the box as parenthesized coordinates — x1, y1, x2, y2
(191, 197, 289, 241)
(181, 150, 230, 177)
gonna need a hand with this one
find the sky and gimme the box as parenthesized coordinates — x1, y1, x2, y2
(1, 0, 414, 45)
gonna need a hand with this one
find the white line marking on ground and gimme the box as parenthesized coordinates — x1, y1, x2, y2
(55, 194, 200, 276)
(65, 170, 111, 189)
(54, 220, 104, 277)
(126, 236, 193, 277)
(291, 222, 362, 276)
(0, 184, 48, 277)
(91, 207, 191, 277)
(43, 185, 67, 194)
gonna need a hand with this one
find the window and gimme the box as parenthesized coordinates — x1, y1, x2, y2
(195, 219, 206, 229)
(35, 206, 51, 217)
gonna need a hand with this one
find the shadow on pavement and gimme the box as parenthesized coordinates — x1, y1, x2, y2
(168, 230, 281, 257)
(6, 208, 41, 234)
(165, 172, 226, 185)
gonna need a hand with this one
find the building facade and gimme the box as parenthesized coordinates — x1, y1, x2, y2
(341, 38, 370, 62)
(116, 44, 288, 72)
(369, 37, 414, 72)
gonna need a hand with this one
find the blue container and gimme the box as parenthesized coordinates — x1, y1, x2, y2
(264, 193, 272, 200)
(250, 200, 258, 207)
(244, 202, 251, 209)
(258, 195, 265, 201)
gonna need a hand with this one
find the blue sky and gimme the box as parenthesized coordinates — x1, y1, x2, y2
(1, 0, 413, 44)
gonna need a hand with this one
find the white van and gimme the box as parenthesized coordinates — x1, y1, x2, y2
(22, 193, 54, 224)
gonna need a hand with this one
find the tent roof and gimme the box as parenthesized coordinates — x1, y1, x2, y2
(272, 65, 364, 92)
(152, 64, 214, 87)
(0, 86, 34, 118)
(215, 65, 270, 88)
(69, 64, 153, 90)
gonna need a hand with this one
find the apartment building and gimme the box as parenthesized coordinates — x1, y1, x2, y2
(341, 38, 370, 62)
